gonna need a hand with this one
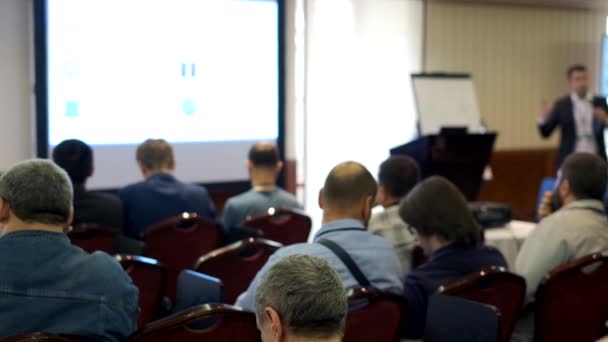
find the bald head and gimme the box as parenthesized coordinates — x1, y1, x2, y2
(322, 162, 377, 215)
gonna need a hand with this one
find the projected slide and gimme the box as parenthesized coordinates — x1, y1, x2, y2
(40, 0, 281, 188)
(47, 0, 278, 146)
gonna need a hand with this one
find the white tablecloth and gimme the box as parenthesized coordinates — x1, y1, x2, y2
(484, 220, 536, 269)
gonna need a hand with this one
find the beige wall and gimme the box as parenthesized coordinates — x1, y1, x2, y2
(0, 0, 33, 170)
(424, 1, 607, 149)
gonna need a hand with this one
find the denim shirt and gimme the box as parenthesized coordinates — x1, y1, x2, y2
(0, 231, 139, 341)
(235, 219, 404, 311)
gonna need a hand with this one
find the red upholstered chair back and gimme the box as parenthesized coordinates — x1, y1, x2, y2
(0, 333, 84, 341)
(143, 213, 223, 300)
(439, 266, 526, 342)
(343, 288, 405, 342)
(244, 208, 311, 245)
(129, 304, 261, 342)
(67, 224, 115, 254)
(194, 238, 282, 304)
(115, 255, 167, 327)
(535, 253, 608, 342)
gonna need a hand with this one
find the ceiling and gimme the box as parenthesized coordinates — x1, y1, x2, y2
(430, 0, 608, 10)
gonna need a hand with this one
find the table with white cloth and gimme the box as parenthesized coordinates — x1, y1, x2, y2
(484, 220, 536, 269)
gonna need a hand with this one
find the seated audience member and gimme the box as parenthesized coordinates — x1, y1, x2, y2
(119, 139, 216, 239)
(0, 159, 139, 341)
(52, 139, 123, 231)
(512, 153, 608, 341)
(222, 142, 302, 234)
(369, 155, 420, 273)
(255, 254, 347, 342)
(519, 153, 608, 295)
(236, 161, 403, 311)
(398, 176, 507, 341)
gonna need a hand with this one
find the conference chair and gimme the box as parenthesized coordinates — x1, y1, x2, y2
(194, 238, 283, 304)
(173, 270, 223, 314)
(244, 208, 312, 245)
(66, 224, 115, 254)
(535, 253, 608, 342)
(424, 293, 501, 342)
(343, 288, 405, 342)
(439, 266, 526, 342)
(115, 254, 167, 327)
(129, 304, 261, 342)
(0, 333, 83, 342)
(143, 213, 224, 300)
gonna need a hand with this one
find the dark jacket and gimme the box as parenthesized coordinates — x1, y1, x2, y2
(72, 183, 123, 232)
(538, 95, 606, 166)
(401, 244, 507, 340)
(119, 173, 216, 239)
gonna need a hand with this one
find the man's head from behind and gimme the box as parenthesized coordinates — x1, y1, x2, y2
(555, 152, 607, 207)
(248, 142, 283, 180)
(0, 159, 73, 232)
(567, 64, 589, 97)
(255, 254, 348, 342)
(319, 161, 377, 225)
(399, 176, 481, 256)
(136, 139, 175, 178)
(376, 155, 420, 207)
(52, 139, 93, 185)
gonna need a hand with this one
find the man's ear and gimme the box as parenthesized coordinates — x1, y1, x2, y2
(0, 198, 10, 224)
(67, 206, 74, 227)
(362, 195, 374, 223)
(246, 160, 254, 172)
(375, 185, 385, 206)
(137, 160, 147, 174)
(559, 179, 571, 198)
(318, 189, 325, 210)
(265, 307, 283, 341)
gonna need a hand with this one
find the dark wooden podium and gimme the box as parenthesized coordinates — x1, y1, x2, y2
(390, 133, 496, 200)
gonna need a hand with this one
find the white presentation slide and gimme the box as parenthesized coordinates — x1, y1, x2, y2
(44, 0, 280, 188)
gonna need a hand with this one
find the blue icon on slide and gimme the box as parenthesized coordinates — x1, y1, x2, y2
(183, 99, 196, 115)
(65, 101, 80, 117)
(181, 63, 196, 78)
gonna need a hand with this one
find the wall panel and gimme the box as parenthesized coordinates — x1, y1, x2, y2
(424, 1, 606, 149)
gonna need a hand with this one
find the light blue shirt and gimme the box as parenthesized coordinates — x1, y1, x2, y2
(235, 219, 404, 311)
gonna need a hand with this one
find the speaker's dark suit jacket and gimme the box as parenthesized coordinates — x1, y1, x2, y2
(538, 95, 606, 166)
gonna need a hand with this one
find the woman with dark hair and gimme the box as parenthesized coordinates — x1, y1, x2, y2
(399, 176, 507, 341)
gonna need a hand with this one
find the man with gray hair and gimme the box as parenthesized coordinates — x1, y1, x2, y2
(0, 159, 139, 341)
(255, 254, 347, 342)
